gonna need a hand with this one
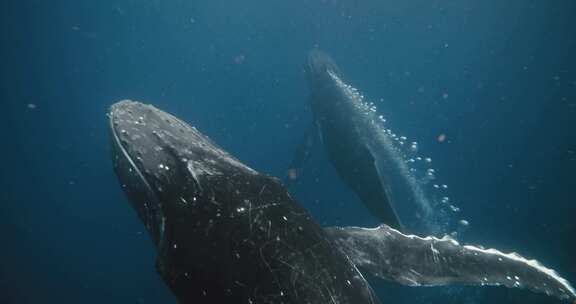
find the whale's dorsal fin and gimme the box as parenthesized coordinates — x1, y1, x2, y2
(325, 225, 576, 302)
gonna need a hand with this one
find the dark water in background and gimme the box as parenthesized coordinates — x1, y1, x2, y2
(1, 1, 575, 303)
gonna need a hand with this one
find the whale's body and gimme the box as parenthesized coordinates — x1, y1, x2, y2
(109, 100, 575, 303)
(293, 50, 443, 234)
(109, 100, 380, 303)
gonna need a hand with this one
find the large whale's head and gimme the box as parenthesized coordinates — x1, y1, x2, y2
(305, 49, 342, 87)
(109, 100, 256, 247)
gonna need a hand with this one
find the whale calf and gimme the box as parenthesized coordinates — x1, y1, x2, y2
(290, 50, 448, 235)
(109, 100, 575, 303)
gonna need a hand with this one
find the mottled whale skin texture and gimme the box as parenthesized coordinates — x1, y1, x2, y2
(109, 100, 380, 304)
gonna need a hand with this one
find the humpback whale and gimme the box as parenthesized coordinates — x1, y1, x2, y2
(290, 50, 447, 235)
(109, 100, 380, 304)
(109, 100, 575, 303)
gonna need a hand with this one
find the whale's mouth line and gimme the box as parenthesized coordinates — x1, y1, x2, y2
(109, 108, 166, 247)
(109, 113, 150, 197)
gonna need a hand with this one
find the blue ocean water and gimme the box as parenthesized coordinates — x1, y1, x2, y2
(1, 1, 575, 303)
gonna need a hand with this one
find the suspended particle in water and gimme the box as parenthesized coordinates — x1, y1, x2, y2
(287, 168, 298, 180)
(234, 54, 245, 64)
(459, 219, 469, 226)
(27, 103, 37, 110)
(437, 134, 447, 143)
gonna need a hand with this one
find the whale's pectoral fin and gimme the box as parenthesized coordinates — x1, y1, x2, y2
(286, 123, 318, 184)
(325, 225, 576, 302)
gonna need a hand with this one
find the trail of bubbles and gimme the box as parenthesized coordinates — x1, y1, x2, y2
(328, 71, 467, 237)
